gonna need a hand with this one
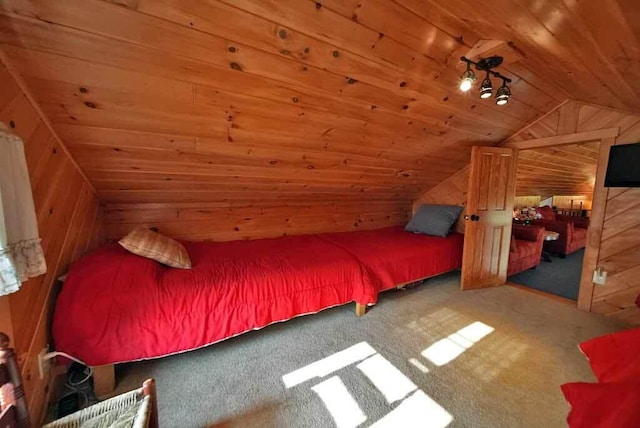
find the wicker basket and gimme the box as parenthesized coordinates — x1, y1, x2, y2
(43, 379, 157, 428)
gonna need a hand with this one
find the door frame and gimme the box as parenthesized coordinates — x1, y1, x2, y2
(503, 127, 619, 310)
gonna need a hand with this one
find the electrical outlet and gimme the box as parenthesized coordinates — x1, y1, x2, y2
(37, 347, 51, 379)
(592, 269, 607, 286)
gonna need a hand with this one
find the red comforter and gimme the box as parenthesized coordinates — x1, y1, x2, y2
(320, 226, 464, 304)
(53, 227, 463, 366)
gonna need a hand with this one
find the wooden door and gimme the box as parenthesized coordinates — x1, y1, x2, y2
(461, 147, 518, 290)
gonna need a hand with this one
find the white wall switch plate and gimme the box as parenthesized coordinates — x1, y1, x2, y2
(592, 269, 607, 286)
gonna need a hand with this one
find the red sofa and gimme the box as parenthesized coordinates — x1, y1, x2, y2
(532, 206, 589, 257)
(508, 224, 545, 276)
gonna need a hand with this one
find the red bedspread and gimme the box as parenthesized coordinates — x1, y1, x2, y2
(53, 227, 463, 366)
(321, 226, 464, 304)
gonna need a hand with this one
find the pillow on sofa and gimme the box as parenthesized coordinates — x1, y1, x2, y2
(119, 228, 191, 269)
(579, 327, 640, 383)
(561, 381, 640, 428)
(405, 204, 463, 237)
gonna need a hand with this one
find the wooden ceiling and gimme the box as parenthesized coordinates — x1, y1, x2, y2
(516, 142, 599, 198)
(1, 0, 639, 207)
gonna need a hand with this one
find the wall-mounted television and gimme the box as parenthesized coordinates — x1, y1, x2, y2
(604, 142, 640, 187)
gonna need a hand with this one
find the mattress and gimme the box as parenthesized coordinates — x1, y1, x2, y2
(53, 227, 463, 366)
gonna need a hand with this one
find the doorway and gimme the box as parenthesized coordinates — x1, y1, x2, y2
(507, 142, 599, 302)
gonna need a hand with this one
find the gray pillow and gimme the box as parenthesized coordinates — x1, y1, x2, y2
(405, 204, 464, 237)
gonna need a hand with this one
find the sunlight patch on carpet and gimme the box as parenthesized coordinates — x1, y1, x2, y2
(282, 342, 376, 388)
(357, 354, 417, 404)
(282, 341, 454, 427)
(370, 390, 452, 428)
(422, 321, 495, 366)
(311, 376, 367, 428)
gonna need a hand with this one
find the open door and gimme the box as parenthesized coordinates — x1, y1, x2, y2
(461, 146, 518, 290)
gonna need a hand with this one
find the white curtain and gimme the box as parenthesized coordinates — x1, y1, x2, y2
(0, 124, 46, 296)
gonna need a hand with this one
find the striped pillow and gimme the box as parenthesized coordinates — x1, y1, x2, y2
(118, 228, 191, 269)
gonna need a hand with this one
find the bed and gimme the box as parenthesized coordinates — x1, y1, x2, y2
(52, 227, 463, 370)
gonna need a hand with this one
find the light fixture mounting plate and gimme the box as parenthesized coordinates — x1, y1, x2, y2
(475, 56, 503, 71)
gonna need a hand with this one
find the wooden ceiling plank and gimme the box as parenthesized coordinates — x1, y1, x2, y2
(424, 0, 629, 110)
(0, 25, 524, 143)
(139, 0, 536, 130)
(0, 2, 533, 135)
(312, 0, 552, 118)
(214, 0, 545, 122)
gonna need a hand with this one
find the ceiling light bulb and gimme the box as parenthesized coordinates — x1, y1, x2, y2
(495, 81, 511, 105)
(459, 78, 473, 92)
(479, 73, 492, 99)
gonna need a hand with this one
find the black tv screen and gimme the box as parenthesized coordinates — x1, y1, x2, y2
(604, 142, 640, 187)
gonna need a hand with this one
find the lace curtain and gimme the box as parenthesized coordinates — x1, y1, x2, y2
(0, 125, 46, 296)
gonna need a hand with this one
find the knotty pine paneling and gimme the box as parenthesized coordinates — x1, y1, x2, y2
(0, 0, 638, 214)
(0, 61, 105, 424)
(552, 195, 593, 211)
(514, 196, 541, 209)
(1, 0, 622, 211)
(516, 141, 599, 198)
(105, 201, 410, 242)
(591, 122, 640, 325)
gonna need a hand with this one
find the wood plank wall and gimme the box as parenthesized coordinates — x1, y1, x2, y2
(591, 122, 640, 325)
(514, 196, 541, 208)
(0, 59, 105, 424)
(105, 200, 410, 242)
(552, 195, 593, 211)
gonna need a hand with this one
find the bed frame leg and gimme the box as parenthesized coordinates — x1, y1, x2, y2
(143, 379, 159, 428)
(92, 364, 115, 397)
(355, 303, 366, 317)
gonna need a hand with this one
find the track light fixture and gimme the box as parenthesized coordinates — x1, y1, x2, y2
(479, 72, 492, 99)
(459, 61, 476, 92)
(495, 79, 511, 105)
(459, 56, 512, 105)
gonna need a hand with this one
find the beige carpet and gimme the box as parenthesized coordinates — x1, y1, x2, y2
(111, 271, 626, 427)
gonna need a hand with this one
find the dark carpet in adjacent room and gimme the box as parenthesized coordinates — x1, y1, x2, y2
(508, 249, 585, 300)
(108, 271, 624, 428)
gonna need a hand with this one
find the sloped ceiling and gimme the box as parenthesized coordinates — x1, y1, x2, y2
(516, 142, 599, 198)
(1, 0, 639, 207)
